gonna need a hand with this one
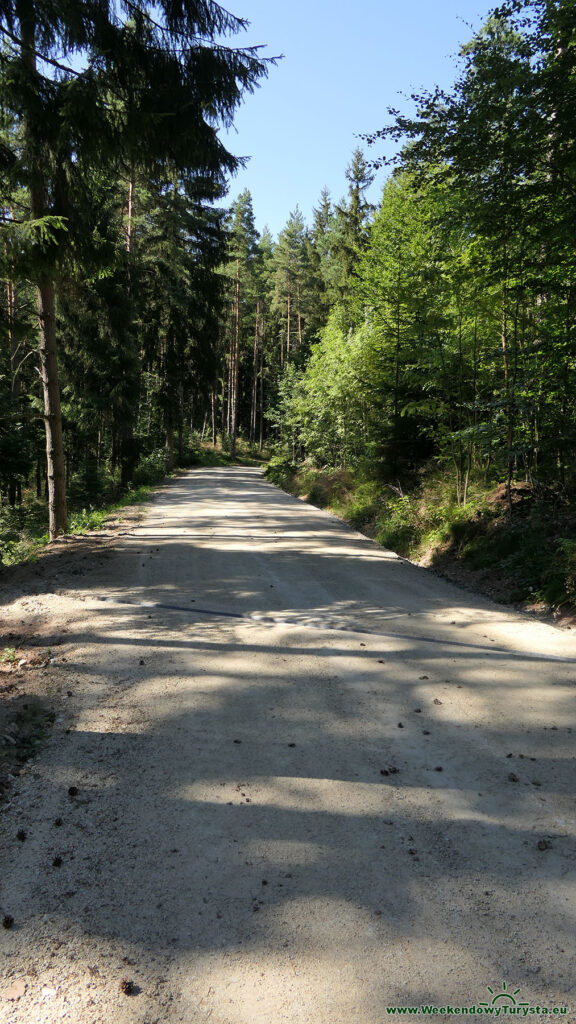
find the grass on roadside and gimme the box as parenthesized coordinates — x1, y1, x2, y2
(0, 438, 265, 568)
(266, 456, 576, 613)
(0, 484, 155, 567)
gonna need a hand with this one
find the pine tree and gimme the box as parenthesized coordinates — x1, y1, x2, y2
(0, 1, 271, 536)
(332, 148, 374, 304)
(222, 188, 260, 455)
(271, 207, 310, 365)
(306, 187, 336, 336)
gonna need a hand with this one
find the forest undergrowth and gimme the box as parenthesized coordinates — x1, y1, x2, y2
(0, 440, 262, 568)
(266, 458, 576, 619)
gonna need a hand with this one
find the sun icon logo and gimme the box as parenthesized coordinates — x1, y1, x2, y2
(479, 981, 529, 1009)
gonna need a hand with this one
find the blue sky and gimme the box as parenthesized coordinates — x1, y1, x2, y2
(222, 0, 490, 237)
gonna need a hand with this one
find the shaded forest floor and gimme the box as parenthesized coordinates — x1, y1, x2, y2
(266, 459, 576, 628)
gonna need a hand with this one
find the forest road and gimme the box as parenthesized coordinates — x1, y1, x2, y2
(1, 465, 576, 1024)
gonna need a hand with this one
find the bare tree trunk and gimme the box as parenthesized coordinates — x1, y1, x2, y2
(125, 169, 135, 253)
(394, 286, 401, 426)
(258, 347, 264, 451)
(286, 293, 291, 363)
(226, 332, 233, 435)
(37, 277, 68, 536)
(250, 301, 260, 446)
(221, 376, 226, 441)
(120, 176, 137, 487)
(297, 283, 302, 351)
(463, 453, 472, 505)
(501, 287, 513, 514)
(18, 2, 67, 537)
(211, 389, 217, 446)
(165, 426, 174, 471)
(7, 278, 21, 505)
(6, 280, 17, 393)
(230, 259, 240, 457)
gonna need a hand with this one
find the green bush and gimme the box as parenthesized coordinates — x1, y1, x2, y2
(375, 495, 422, 555)
(539, 537, 576, 608)
(68, 507, 108, 533)
(132, 449, 168, 486)
(265, 455, 298, 488)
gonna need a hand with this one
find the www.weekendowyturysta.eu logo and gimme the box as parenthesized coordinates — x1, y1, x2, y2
(480, 981, 528, 1010)
(385, 980, 569, 1016)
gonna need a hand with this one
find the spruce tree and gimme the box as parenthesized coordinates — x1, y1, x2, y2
(332, 148, 374, 304)
(271, 208, 310, 365)
(0, 1, 271, 537)
(223, 188, 259, 455)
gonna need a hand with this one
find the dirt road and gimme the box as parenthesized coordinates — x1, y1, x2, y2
(1, 466, 575, 1023)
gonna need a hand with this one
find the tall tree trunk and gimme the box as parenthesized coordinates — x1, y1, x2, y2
(119, 168, 137, 485)
(258, 348, 264, 451)
(165, 426, 175, 471)
(297, 283, 303, 350)
(393, 285, 401, 428)
(230, 259, 240, 457)
(221, 375, 226, 441)
(250, 300, 260, 446)
(7, 278, 21, 506)
(18, 1, 67, 537)
(37, 277, 67, 535)
(6, 279, 17, 394)
(125, 169, 135, 253)
(36, 456, 43, 500)
(501, 286, 513, 513)
(226, 331, 233, 435)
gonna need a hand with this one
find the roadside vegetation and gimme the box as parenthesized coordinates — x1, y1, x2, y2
(3, 1, 576, 615)
(267, 458, 576, 614)
(0, 439, 259, 568)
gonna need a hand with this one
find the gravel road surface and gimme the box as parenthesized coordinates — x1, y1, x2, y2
(1, 466, 575, 1023)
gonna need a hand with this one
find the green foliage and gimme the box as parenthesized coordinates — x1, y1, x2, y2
(540, 539, 576, 609)
(0, 0, 274, 535)
(132, 450, 170, 487)
(67, 507, 109, 533)
(0, 499, 49, 564)
(265, 455, 298, 488)
(0, 437, 242, 567)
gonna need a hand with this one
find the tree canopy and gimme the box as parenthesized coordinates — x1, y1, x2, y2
(3, 0, 576, 572)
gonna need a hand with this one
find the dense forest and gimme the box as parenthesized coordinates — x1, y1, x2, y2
(2, 0, 576, 606)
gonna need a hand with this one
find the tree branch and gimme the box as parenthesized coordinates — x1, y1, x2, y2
(0, 24, 81, 77)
